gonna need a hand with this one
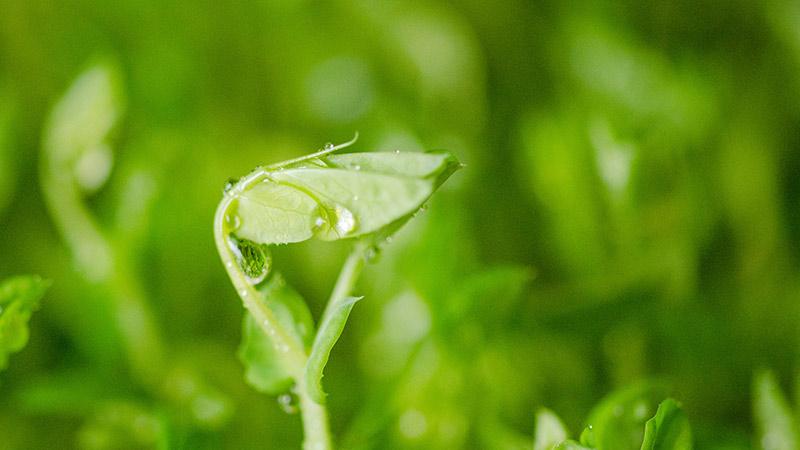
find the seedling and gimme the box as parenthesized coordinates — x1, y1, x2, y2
(214, 135, 460, 449)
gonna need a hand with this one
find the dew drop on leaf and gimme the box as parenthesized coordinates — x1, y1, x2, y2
(228, 236, 272, 285)
(333, 205, 357, 235)
(324, 142, 334, 150)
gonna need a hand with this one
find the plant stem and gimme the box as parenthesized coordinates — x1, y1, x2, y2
(296, 373, 333, 450)
(296, 244, 366, 450)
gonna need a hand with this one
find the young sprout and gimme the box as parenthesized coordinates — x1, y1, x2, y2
(214, 135, 460, 449)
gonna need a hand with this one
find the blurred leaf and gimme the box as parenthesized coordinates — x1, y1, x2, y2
(534, 408, 569, 450)
(581, 381, 668, 450)
(753, 370, 798, 450)
(555, 440, 595, 450)
(0, 275, 50, 371)
(305, 295, 362, 404)
(238, 274, 314, 395)
(42, 61, 121, 194)
(640, 399, 692, 450)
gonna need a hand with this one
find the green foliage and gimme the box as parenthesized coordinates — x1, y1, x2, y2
(0, 276, 49, 371)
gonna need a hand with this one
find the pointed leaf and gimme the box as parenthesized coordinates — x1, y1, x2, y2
(238, 274, 315, 394)
(305, 296, 362, 403)
(640, 399, 692, 450)
(0, 275, 50, 371)
(324, 151, 455, 179)
(753, 370, 798, 450)
(535, 408, 570, 450)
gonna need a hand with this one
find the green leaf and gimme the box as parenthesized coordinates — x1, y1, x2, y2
(234, 181, 320, 245)
(238, 274, 315, 394)
(231, 149, 459, 247)
(640, 399, 692, 450)
(535, 408, 570, 450)
(304, 296, 362, 403)
(0, 275, 50, 371)
(753, 370, 798, 450)
(323, 151, 456, 180)
(269, 169, 434, 240)
(581, 381, 669, 450)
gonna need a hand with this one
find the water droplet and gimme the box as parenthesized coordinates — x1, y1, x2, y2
(223, 177, 239, 193)
(314, 216, 327, 228)
(229, 237, 272, 284)
(278, 393, 299, 414)
(353, 164, 361, 171)
(239, 289, 248, 297)
(324, 142, 334, 150)
(225, 214, 241, 231)
(394, 149, 401, 154)
(385, 236, 393, 244)
(333, 205, 356, 235)
(275, 343, 290, 353)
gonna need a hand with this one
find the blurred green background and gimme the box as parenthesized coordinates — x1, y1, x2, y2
(2, 0, 800, 448)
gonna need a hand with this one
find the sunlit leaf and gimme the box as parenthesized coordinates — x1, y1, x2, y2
(234, 181, 320, 245)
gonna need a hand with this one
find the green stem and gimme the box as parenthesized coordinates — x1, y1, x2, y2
(296, 244, 366, 450)
(214, 194, 307, 373)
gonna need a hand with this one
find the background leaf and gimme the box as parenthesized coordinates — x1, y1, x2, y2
(535, 408, 570, 450)
(753, 370, 798, 450)
(640, 399, 692, 450)
(0, 276, 50, 371)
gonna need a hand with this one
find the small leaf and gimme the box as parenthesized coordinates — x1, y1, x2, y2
(234, 181, 320, 245)
(640, 399, 692, 450)
(753, 370, 798, 450)
(534, 408, 570, 450)
(0, 275, 50, 371)
(238, 274, 315, 394)
(305, 296, 362, 403)
(582, 381, 669, 450)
